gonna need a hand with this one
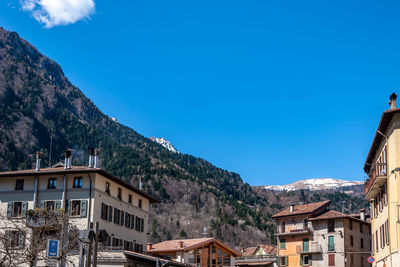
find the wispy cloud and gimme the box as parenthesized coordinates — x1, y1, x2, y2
(20, 0, 95, 28)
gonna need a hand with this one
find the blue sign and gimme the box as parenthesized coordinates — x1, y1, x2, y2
(47, 239, 59, 258)
(368, 256, 375, 263)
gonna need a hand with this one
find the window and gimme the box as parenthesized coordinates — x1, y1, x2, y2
(118, 188, 122, 200)
(128, 194, 132, 204)
(375, 230, 379, 252)
(385, 220, 389, 245)
(120, 211, 125, 226)
(114, 209, 120, 224)
(328, 236, 334, 251)
(301, 255, 311, 266)
(372, 233, 374, 253)
(101, 203, 108, 220)
(281, 221, 285, 233)
(280, 238, 286, 249)
(130, 215, 135, 229)
(303, 219, 308, 229)
(138, 199, 142, 209)
(361, 238, 364, 249)
(135, 217, 141, 231)
(279, 257, 288, 266)
(380, 224, 385, 249)
(105, 182, 110, 195)
(141, 218, 144, 232)
(328, 254, 335, 266)
(384, 183, 388, 206)
(360, 222, 363, 233)
(45, 201, 55, 211)
(7, 231, 25, 249)
(48, 178, 57, 189)
(73, 177, 82, 188)
(328, 219, 335, 232)
(108, 206, 113, 222)
(374, 197, 378, 217)
(15, 179, 24, 190)
(379, 190, 383, 212)
(13, 202, 22, 217)
(350, 235, 354, 247)
(125, 213, 131, 228)
(349, 220, 352, 230)
(69, 200, 87, 217)
(303, 238, 309, 252)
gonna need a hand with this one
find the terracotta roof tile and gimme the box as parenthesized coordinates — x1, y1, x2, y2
(241, 247, 257, 256)
(272, 200, 331, 218)
(258, 245, 277, 255)
(309, 210, 371, 225)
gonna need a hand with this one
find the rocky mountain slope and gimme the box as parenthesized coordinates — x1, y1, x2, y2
(149, 137, 179, 153)
(0, 27, 369, 248)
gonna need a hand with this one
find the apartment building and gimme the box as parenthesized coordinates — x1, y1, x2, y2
(364, 93, 400, 267)
(0, 149, 159, 266)
(146, 238, 240, 267)
(273, 201, 371, 267)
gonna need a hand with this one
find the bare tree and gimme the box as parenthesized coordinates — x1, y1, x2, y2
(0, 208, 81, 267)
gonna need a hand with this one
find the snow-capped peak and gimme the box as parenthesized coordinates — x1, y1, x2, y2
(150, 137, 180, 153)
(262, 178, 364, 191)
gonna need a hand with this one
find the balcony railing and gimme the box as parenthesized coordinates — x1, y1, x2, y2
(275, 227, 312, 236)
(296, 242, 322, 254)
(364, 163, 387, 197)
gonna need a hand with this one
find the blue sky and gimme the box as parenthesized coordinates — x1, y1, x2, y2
(1, 0, 399, 185)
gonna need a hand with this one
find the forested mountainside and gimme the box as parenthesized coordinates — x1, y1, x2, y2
(0, 27, 368, 248)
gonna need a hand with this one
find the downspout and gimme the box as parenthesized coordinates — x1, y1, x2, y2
(87, 173, 93, 228)
(33, 175, 38, 208)
(61, 174, 67, 209)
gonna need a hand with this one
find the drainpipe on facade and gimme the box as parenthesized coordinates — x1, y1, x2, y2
(62, 174, 67, 209)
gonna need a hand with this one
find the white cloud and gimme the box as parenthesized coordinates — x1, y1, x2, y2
(20, 0, 95, 28)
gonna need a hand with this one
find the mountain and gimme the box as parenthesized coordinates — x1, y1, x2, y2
(0, 27, 369, 248)
(261, 178, 364, 192)
(149, 137, 179, 153)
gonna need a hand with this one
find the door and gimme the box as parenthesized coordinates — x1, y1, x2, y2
(303, 238, 309, 252)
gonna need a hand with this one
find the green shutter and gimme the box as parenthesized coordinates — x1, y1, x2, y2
(40, 200, 45, 209)
(309, 255, 312, 265)
(18, 232, 25, 249)
(285, 256, 288, 266)
(280, 239, 286, 249)
(7, 202, 12, 218)
(55, 201, 61, 211)
(328, 236, 335, 251)
(108, 206, 113, 222)
(21, 202, 28, 217)
(300, 255, 303, 266)
(277, 257, 279, 266)
(303, 238, 309, 252)
(80, 200, 88, 217)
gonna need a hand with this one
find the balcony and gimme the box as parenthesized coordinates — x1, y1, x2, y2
(364, 163, 387, 199)
(275, 227, 312, 237)
(296, 242, 322, 254)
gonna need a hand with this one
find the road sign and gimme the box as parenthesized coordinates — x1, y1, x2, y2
(47, 239, 60, 258)
(368, 256, 375, 263)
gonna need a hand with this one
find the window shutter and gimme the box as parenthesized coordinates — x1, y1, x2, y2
(80, 200, 88, 217)
(114, 209, 118, 224)
(141, 218, 144, 232)
(276, 257, 279, 266)
(131, 215, 135, 229)
(328, 254, 335, 266)
(55, 201, 61, 211)
(40, 200, 45, 209)
(101, 203, 106, 219)
(108, 206, 113, 222)
(18, 232, 25, 249)
(285, 256, 288, 266)
(7, 202, 12, 218)
(21, 202, 28, 218)
(120, 211, 125, 226)
(309, 256, 312, 265)
(300, 255, 303, 266)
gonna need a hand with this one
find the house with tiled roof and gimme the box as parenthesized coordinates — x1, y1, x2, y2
(273, 201, 371, 267)
(146, 238, 241, 267)
(236, 244, 277, 267)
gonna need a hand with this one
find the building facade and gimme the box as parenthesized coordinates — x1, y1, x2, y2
(147, 238, 240, 267)
(236, 244, 277, 267)
(273, 201, 371, 267)
(364, 93, 400, 267)
(0, 150, 159, 266)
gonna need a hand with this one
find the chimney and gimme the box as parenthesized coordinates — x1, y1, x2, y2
(178, 241, 184, 249)
(94, 148, 99, 168)
(389, 93, 397, 109)
(88, 148, 95, 168)
(290, 204, 295, 213)
(139, 178, 143, 190)
(64, 149, 72, 170)
(360, 209, 366, 221)
(35, 151, 42, 171)
(147, 242, 153, 251)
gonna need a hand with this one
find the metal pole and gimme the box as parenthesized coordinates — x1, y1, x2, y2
(87, 242, 92, 267)
(93, 222, 99, 267)
(79, 244, 84, 267)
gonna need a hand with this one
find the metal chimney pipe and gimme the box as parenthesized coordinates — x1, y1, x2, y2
(360, 209, 366, 221)
(64, 149, 72, 170)
(139, 178, 143, 190)
(290, 204, 295, 213)
(35, 151, 42, 171)
(94, 148, 99, 168)
(88, 148, 95, 168)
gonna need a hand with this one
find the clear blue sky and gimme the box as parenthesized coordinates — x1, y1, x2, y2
(1, 0, 399, 185)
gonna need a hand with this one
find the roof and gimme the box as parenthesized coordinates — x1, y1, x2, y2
(147, 238, 241, 257)
(309, 210, 371, 225)
(364, 108, 400, 173)
(257, 245, 276, 255)
(272, 200, 331, 219)
(241, 247, 258, 256)
(0, 166, 160, 203)
(123, 250, 192, 267)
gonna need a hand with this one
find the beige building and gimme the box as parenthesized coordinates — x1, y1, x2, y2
(364, 93, 400, 267)
(0, 149, 159, 266)
(273, 201, 371, 267)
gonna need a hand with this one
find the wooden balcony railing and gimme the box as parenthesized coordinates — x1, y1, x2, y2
(364, 163, 387, 196)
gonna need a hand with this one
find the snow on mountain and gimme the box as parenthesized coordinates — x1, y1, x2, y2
(262, 178, 364, 191)
(149, 137, 180, 153)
